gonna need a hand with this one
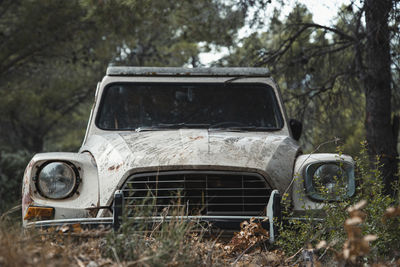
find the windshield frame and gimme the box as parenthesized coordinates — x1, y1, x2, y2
(94, 82, 285, 132)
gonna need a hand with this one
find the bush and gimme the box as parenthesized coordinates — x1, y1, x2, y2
(277, 141, 400, 263)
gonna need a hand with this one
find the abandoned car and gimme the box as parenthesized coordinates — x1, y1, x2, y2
(22, 67, 355, 240)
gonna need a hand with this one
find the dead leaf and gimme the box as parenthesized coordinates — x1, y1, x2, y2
(316, 240, 327, 249)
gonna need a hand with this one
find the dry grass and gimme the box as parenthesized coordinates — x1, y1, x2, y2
(0, 225, 111, 267)
(1, 202, 399, 267)
(0, 213, 286, 267)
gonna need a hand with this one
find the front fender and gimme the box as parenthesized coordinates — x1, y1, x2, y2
(291, 153, 354, 211)
(22, 152, 99, 226)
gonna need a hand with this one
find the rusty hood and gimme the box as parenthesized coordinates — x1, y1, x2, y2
(82, 129, 300, 206)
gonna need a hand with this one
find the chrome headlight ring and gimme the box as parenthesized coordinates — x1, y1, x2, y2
(304, 161, 355, 201)
(34, 161, 81, 199)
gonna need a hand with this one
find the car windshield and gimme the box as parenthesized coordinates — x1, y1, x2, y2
(96, 83, 283, 130)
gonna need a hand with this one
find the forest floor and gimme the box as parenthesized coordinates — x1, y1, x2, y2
(0, 210, 314, 267)
(1, 201, 399, 267)
(0, 225, 290, 267)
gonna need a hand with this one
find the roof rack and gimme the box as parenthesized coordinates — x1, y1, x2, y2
(106, 67, 270, 77)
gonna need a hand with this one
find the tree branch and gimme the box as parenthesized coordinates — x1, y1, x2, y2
(296, 23, 356, 41)
(256, 22, 358, 67)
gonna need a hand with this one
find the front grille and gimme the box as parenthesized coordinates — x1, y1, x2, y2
(121, 171, 272, 216)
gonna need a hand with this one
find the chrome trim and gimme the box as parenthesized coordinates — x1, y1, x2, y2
(26, 215, 269, 228)
(266, 190, 279, 243)
(26, 217, 113, 228)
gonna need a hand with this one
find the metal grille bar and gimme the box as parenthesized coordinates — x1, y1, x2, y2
(121, 171, 272, 216)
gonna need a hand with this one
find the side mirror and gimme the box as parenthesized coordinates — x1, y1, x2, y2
(289, 119, 302, 141)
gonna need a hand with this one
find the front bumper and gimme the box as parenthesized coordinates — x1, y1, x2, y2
(26, 217, 113, 229)
(25, 190, 282, 242)
(26, 215, 270, 232)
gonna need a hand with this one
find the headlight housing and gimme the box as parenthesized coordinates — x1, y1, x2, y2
(35, 161, 80, 199)
(304, 162, 355, 201)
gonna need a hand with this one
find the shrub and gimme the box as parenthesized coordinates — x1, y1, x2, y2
(277, 141, 400, 263)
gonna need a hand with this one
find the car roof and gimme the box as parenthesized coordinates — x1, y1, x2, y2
(106, 67, 270, 77)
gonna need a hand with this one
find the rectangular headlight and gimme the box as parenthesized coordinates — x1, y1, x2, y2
(304, 161, 355, 201)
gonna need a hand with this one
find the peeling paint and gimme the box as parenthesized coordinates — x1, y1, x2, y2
(22, 192, 33, 216)
(189, 136, 204, 141)
(81, 129, 300, 207)
(108, 163, 122, 171)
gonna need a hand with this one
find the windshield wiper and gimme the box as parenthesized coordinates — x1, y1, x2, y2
(209, 125, 280, 132)
(135, 126, 169, 132)
(156, 123, 210, 128)
(135, 124, 279, 132)
(135, 123, 210, 132)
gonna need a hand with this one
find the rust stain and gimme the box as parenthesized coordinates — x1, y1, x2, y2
(108, 166, 115, 171)
(28, 160, 34, 168)
(108, 163, 122, 171)
(22, 192, 33, 217)
(189, 136, 204, 141)
(88, 204, 98, 217)
(22, 193, 32, 207)
(23, 175, 29, 186)
(23, 166, 29, 179)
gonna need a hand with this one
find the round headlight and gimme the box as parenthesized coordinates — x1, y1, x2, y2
(36, 162, 79, 199)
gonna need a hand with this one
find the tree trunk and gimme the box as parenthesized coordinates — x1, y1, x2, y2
(364, 0, 398, 195)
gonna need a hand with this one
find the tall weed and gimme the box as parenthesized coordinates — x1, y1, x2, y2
(103, 199, 212, 266)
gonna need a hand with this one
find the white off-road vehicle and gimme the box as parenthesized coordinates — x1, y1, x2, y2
(22, 67, 355, 240)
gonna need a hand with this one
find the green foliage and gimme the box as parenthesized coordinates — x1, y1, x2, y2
(80, 0, 245, 67)
(218, 4, 367, 156)
(0, 0, 247, 210)
(0, 150, 32, 212)
(277, 143, 400, 262)
(0, 0, 247, 154)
